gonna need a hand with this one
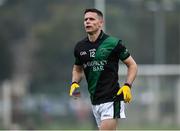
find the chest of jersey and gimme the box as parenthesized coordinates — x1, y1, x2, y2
(75, 36, 122, 72)
(79, 41, 118, 72)
(78, 43, 113, 63)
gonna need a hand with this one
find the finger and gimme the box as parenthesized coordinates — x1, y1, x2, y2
(69, 86, 75, 96)
(125, 91, 131, 103)
(117, 88, 123, 95)
(126, 97, 130, 103)
(70, 89, 74, 96)
(123, 92, 127, 102)
(69, 91, 73, 96)
(127, 92, 132, 103)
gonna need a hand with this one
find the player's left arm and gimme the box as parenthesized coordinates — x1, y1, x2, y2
(116, 56, 137, 103)
(123, 56, 137, 86)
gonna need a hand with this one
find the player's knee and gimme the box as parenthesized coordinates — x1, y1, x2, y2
(99, 119, 117, 130)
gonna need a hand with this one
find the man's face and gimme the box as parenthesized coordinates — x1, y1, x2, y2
(84, 12, 103, 34)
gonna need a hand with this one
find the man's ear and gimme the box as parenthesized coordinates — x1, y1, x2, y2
(99, 19, 104, 28)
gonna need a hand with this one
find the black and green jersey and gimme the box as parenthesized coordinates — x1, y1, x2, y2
(74, 31, 130, 105)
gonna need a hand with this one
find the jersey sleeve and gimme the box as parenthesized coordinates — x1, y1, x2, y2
(118, 40, 130, 61)
(74, 44, 83, 65)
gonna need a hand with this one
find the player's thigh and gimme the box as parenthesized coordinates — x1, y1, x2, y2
(99, 118, 117, 130)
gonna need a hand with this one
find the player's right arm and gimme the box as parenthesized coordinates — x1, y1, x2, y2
(69, 65, 84, 98)
(72, 65, 84, 83)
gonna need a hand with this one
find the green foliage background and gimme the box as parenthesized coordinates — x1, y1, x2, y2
(0, 0, 180, 129)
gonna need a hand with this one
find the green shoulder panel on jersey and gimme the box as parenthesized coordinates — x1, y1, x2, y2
(87, 36, 119, 102)
(96, 36, 119, 60)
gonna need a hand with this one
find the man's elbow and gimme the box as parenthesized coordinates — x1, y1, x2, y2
(132, 62, 138, 75)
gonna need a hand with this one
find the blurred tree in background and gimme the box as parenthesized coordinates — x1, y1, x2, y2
(0, 0, 180, 94)
(0, 0, 179, 92)
(0, 1, 180, 129)
(0, 36, 12, 81)
(0, 0, 27, 82)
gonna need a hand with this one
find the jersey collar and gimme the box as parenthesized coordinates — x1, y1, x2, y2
(86, 30, 106, 43)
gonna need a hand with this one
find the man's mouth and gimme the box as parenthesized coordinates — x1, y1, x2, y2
(86, 26, 92, 29)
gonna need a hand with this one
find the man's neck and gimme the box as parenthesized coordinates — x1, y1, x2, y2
(88, 30, 101, 43)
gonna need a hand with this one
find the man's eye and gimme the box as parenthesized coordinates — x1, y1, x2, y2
(84, 18, 95, 21)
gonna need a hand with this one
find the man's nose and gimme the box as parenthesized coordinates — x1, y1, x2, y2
(85, 21, 90, 25)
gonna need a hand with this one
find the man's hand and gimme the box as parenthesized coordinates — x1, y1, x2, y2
(117, 84, 132, 103)
(69, 82, 80, 98)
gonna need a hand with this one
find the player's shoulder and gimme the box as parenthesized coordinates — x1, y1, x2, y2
(104, 34, 123, 46)
(74, 37, 89, 50)
(107, 35, 122, 42)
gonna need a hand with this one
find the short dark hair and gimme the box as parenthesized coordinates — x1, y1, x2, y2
(84, 8, 103, 18)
